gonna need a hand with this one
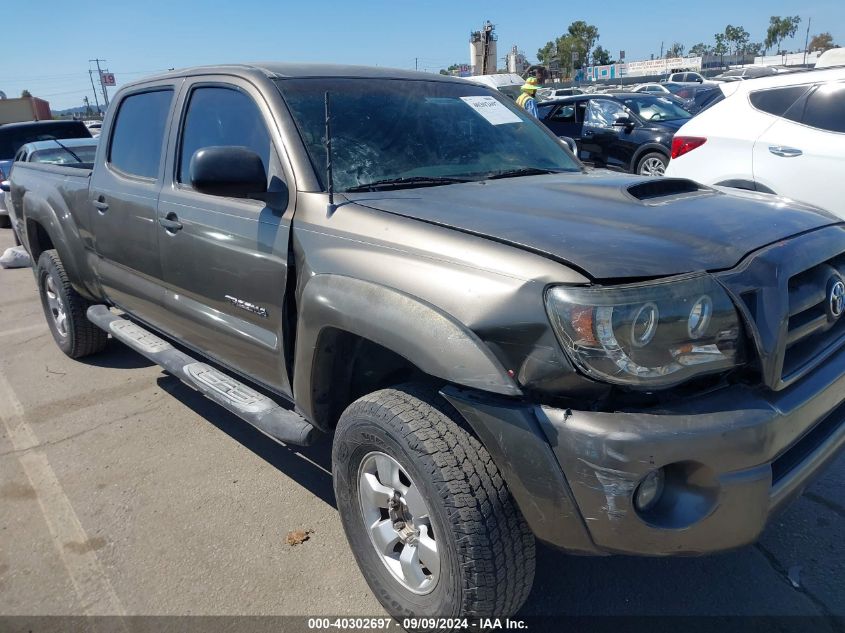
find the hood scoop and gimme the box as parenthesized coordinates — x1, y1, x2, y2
(626, 178, 709, 201)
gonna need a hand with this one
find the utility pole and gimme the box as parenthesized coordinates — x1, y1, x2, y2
(89, 58, 109, 107)
(803, 17, 811, 65)
(415, 57, 418, 71)
(88, 69, 102, 116)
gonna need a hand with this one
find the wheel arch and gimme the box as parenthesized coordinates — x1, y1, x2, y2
(293, 274, 521, 431)
(631, 143, 669, 173)
(23, 192, 99, 301)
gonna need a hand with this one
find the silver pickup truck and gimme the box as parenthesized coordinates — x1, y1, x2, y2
(6, 63, 845, 620)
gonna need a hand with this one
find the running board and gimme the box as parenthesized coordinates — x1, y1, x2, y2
(86, 305, 316, 446)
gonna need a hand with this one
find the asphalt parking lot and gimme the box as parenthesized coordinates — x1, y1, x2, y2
(0, 227, 842, 629)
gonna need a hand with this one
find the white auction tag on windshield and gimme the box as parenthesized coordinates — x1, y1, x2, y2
(460, 96, 522, 125)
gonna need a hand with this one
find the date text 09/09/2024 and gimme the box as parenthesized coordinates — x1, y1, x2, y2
(306, 618, 527, 630)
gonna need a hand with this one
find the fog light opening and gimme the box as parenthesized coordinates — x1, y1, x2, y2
(634, 468, 665, 512)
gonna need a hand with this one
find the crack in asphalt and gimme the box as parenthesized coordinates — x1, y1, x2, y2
(0, 400, 165, 458)
(803, 492, 845, 519)
(754, 542, 845, 632)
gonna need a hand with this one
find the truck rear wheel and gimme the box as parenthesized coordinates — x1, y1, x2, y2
(332, 384, 535, 620)
(36, 249, 107, 358)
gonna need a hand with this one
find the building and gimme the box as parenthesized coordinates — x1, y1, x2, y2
(506, 45, 529, 74)
(470, 21, 497, 75)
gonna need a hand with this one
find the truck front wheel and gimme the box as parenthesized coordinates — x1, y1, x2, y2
(36, 249, 107, 358)
(332, 385, 535, 619)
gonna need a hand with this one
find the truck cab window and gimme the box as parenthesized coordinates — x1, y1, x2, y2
(178, 87, 271, 186)
(108, 90, 173, 179)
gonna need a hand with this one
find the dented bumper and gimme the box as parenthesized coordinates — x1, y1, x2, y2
(445, 343, 845, 556)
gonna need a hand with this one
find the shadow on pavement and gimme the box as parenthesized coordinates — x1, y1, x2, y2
(81, 339, 156, 369)
(155, 374, 336, 508)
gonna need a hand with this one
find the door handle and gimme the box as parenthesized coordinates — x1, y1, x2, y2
(158, 212, 183, 233)
(768, 145, 802, 158)
(92, 197, 108, 213)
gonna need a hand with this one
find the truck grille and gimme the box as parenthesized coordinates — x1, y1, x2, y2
(782, 256, 845, 382)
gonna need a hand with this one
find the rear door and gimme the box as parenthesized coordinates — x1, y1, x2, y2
(155, 76, 295, 394)
(89, 84, 177, 322)
(752, 81, 843, 213)
(540, 102, 582, 140)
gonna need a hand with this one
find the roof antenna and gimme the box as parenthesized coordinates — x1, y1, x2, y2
(324, 91, 336, 214)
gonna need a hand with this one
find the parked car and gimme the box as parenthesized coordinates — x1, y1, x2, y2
(0, 119, 92, 228)
(669, 84, 726, 113)
(714, 66, 778, 82)
(537, 87, 585, 101)
(14, 137, 98, 166)
(632, 83, 671, 94)
(7, 63, 845, 621)
(666, 66, 845, 217)
(537, 92, 692, 175)
(816, 48, 845, 68)
(459, 72, 526, 100)
(665, 71, 706, 83)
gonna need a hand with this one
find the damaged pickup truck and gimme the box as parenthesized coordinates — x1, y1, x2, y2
(6, 64, 845, 619)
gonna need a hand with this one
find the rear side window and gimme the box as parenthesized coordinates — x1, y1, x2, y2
(800, 82, 845, 133)
(109, 90, 173, 179)
(749, 86, 809, 117)
(178, 86, 271, 185)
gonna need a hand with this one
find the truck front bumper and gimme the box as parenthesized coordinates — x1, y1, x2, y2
(443, 343, 845, 556)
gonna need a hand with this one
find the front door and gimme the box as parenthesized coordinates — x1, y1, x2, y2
(581, 99, 628, 167)
(155, 78, 295, 394)
(89, 85, 178, 323)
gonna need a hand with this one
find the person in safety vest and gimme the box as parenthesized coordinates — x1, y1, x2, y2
(515, 77, 541, 117)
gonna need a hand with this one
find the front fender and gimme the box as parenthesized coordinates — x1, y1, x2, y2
(293, 274, 522, 421)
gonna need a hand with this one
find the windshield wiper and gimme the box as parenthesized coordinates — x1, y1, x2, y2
(345, 176, 471, 192)
(44, 136, 83, 164)
(482, 167, 567, 180)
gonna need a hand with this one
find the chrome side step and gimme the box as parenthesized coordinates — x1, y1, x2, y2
(86, 305, 316, 446)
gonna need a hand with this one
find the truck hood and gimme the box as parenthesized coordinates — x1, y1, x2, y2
(349, 173, 839, 280)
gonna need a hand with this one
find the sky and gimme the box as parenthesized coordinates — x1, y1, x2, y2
(4, 0, 844, 111)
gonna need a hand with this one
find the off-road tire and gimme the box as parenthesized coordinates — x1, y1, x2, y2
(332, 384, 535, 620)
(37, 249, 107, 358)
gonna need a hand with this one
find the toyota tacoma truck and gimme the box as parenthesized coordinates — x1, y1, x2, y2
(7, 64, 845, 620)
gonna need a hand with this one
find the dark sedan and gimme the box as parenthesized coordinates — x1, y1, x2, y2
(537, 93, 693, 176)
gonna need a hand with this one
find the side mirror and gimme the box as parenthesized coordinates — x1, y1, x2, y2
(0, 181, 9, 193)
(612, 116, 635, 129)
(190, 146, 268, 200)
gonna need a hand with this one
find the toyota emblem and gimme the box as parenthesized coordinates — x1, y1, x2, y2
(828, 278, 845, 320)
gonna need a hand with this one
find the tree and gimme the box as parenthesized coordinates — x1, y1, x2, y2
(714, 33, 728, 58)
(665, 42, 685, 58)
(439, 63, 462, 76)
(592, 45, 612, 66)
(809, 32, 836, 52)
(765, 16, 801, 54)
(537, 41, 556, 65)
(567, 20, 600, 64)
(724, 25, 750, 55)
(537, 21, 601, 77)
(21, 89, 32, 98)
(689, 43, 712, 57)
(745, 42, 764, 56)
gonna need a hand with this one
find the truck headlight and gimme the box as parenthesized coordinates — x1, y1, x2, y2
(545, 274, 742, 388)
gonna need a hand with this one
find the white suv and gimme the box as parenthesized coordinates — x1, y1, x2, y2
(665, 67, 845, 218)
